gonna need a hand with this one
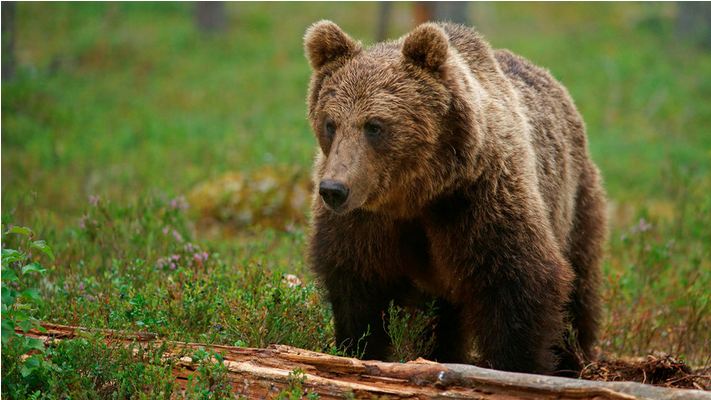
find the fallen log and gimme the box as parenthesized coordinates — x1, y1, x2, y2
(16, 323, 711, 399)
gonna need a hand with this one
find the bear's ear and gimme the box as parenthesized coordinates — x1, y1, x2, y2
(304, 20, 361, 71)
(402, 23, 449, 71)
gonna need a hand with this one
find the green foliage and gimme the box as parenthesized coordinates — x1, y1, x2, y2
(1, 223, 322, 399)
(7, 196, 335, 350)
(385, 301, 438, 363)
(1, 228, 176, 399)
(1, 226, 55, 394)
(2, 333, 176, 399)
(2, 226, 49, 338)
(183, 349, 235, 400)
(601, 171, 711, 363)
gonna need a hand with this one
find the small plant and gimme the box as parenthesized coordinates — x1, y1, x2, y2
(275, 369, 319, 400)
(1, 225, 58, 396)
(2, 225, 53, 339)
(183, 348, 235, 400)
(385, 301, 438, 363)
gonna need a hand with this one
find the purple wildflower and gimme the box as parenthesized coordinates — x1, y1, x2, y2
(193, 252, 209, 263)
(172, 229, 183, 242)
(169, 196, 189, 211)
(630, 218, 653, 234)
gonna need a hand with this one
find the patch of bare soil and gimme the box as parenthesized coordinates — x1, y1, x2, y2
(581, 353, 710, 390)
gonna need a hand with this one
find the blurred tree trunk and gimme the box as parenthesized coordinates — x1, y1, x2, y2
(195, 1, 227, 33)
(414, 2, 470, 26)
(2, 1, 16, 81)
(677, 2, 711, 48)
(376, 2, 392, 41)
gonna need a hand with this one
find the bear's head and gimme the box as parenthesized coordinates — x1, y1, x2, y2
(304, 21, 482, 218)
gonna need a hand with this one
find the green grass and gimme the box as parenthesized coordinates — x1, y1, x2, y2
(2, 2, 710, 397)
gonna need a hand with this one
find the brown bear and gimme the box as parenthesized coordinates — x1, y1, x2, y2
(303, 20, 607, 374)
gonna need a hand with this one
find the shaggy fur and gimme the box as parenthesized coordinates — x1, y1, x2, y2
(304, 21, 607, 374)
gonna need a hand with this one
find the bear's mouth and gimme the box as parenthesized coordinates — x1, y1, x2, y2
(322, 202, 349, 214)
(320, 188, 370, 215)
(321, 195, 356, 215)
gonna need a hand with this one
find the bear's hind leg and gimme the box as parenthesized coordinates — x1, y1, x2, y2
(561, 166, 606, 370)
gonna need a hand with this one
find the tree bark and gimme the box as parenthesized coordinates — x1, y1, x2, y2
(413, 2, 470, 26)
(2, 1, 16, 81)
(677, 2, 711, 49)
(376, 2, 393, 42)
(17, 323, 711, 399)
(194, 1, 227, 33)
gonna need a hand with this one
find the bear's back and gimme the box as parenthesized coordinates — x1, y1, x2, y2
(441, 23, 589, 246)
(494, 49, 590, 245)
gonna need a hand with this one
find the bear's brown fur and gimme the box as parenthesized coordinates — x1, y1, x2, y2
(304, 21, 607, 374)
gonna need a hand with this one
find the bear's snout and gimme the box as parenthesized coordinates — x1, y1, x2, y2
(319, 180, 349, 211)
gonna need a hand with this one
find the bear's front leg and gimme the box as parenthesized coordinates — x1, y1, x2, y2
(309, 209, 406, 360)
(430, 299, 472, 363)
(324, 274, 404, 359)
(466, 252, 573, 373)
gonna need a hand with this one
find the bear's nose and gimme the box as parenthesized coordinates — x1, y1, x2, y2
(319, 180, 349, 210)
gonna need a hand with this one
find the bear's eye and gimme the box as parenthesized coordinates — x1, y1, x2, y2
(363, 120, 384, 140)
(323, 118, 336, 139)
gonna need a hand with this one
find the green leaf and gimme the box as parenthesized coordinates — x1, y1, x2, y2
(8, 226, 33, 236)
(20, 355, 41, 377)
(20, 288, 42, 304)
(30, 240, 55, 261)
(1, 319, 16, 344)
(2, 267, 19, 282)
(20, 365, 33, 378)
(2, 249, 25, 266)
(24, 337, 45, 352)
(2, 285, 17, 307)
(22, 263, 46, 275)
(18, 317, 35, 333)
